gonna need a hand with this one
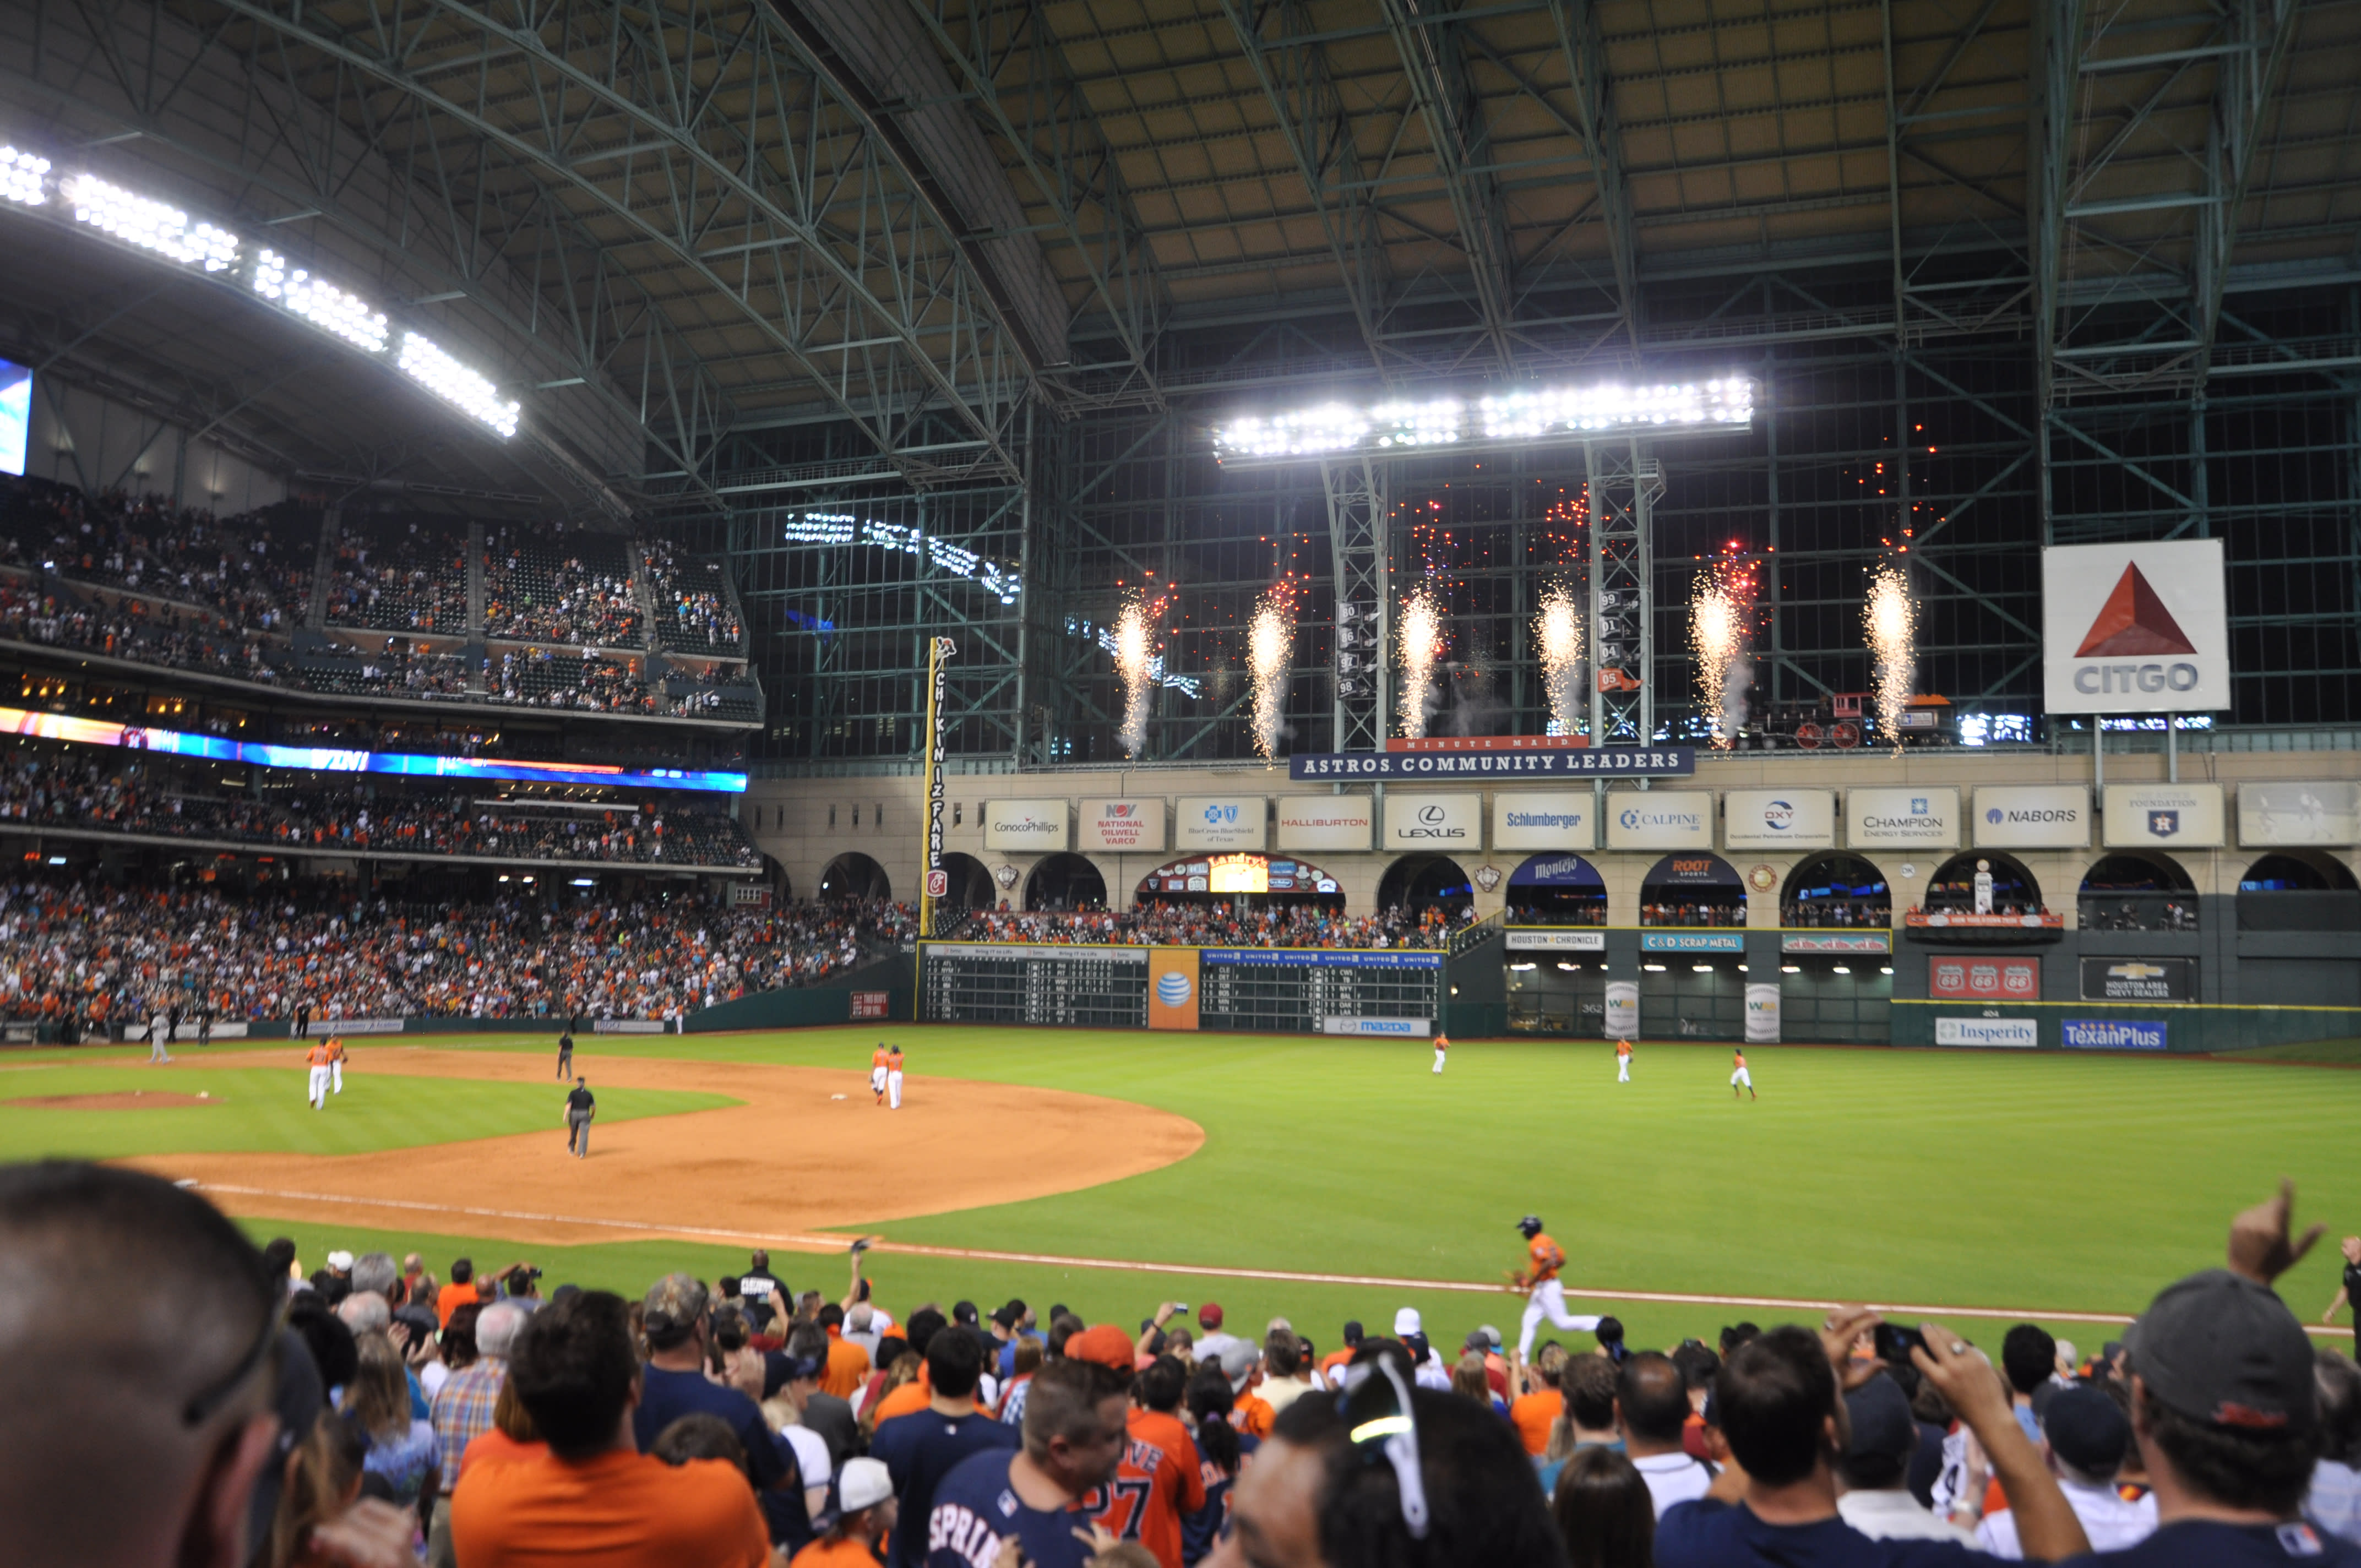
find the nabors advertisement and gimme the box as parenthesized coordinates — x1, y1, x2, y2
(2042, 541, 2229, 714)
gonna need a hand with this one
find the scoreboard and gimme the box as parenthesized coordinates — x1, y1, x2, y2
(918, 942, 1443, 1033)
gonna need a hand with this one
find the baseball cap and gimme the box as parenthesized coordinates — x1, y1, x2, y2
(991, 1304, 1021, 1330)
(643, 1272, 710, 1336)
(1475, 1325, 1502, 1352)
(1342, 1320, 1365, 1346)
(1393, 1306, 1423, 1338)
(837, 1456, 892, 1514)
(1066, 1324, 1135, 1373)
(325, 1250, 355, 1271)
(1199, 1303, 1225, 1330)
(763, 1353, 827, 1398)
(2043, 1384, 2131, 1477)
(953, 1300, 980, 1325)
(1842, 1374, 1918, 1461)
(2126, 1269, 2317, 1434)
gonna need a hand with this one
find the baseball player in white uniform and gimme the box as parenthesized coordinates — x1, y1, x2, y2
(1432, 1033, 1449, 1074)
(1511, 1216, 1601, 1359)
(886, 1044, 905, 1110)
(1731, 1048, 1756, 1099)
(148, 1008, 172, 1064)
(870, 1042, 890, 1103)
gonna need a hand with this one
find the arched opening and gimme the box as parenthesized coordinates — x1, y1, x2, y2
(1377, 854, 1475, 919)
(817, 851, 891, 902)
(1779, 853, 1889, 928)
(1924, 852, 2043, 916)
(2237, 851, 2361, 934)
(2079, 852, 2197, 933)
(1025, 852, 1107, 912)
(939, 852, 996, 912)
(1639, 853, 1746, 927)
(1505, 853, 1606, 925)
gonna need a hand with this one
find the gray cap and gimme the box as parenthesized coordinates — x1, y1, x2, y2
(2126, 1270, 2316, 1435)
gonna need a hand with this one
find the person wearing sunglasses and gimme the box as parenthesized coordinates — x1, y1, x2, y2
(2, 1161, 290, 1568)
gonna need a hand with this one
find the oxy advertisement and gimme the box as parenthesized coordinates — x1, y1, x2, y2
(1079, 798, 1165, 853)
(1276, 796, 1374, 852)
(1723, 788, 1836, 850)
(1383, 793, 1480, 851)
(1490, 790, 1596, 851)
(2101, 783, 2224, 848)
(2043, 540, 2229, 715)
(1176, 796, 1267, 852)
(1847, 787, 1959, 849)
(982, 798, 1070, 853)
(1604, 790, 1713, 850)
(1973, 786, 2090, 849)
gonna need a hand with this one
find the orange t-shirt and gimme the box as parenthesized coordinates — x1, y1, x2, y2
(305, 1042, 333, 1068)
(1090, 1408, 1205, 1568)
(450, 1447, 768, 1567)
(437, 1281, 478, 1327)
(1316, 1348, 1355, 1387)
(1527, 1234, 1566, 1285)
(459, 1430, 545, 1481)
(1510, 1389, 1563, 1456)
(821, 1332, 870, 1400)
(793, 1538, 883, 1568)
(1234, 1392, 1275, 1441)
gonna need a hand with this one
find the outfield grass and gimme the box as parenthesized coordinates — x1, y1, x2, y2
(9, 1028, 2358, 1356)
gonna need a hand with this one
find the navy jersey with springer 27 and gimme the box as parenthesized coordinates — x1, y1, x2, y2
(925, 1450, 1095, 1568)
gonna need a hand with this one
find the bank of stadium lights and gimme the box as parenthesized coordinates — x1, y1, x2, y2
(781, 511, 1022, 605)
(253, 248, 389, 355)
(0, 142, 524, 440)
(0, 146, 48, 206)
(1211, 378, 1755, 461)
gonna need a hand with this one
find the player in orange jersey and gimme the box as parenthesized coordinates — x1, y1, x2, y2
(869, 1042, 890, 1105)
(885, 1044, 905, 1109)
(1732, 1047, 1756, 1099)
(305, 1038, 335, 1109)
(1511, 1214, 1601, 1358)
(327, 1033, 347, 1096)
(1615, 1038, 1634, 1083)
(1432, 1032, 1449, 1074)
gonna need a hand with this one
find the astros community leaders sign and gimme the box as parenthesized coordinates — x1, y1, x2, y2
(1289, 746, 1694, 780)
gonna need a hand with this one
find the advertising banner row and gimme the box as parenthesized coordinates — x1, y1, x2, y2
(976, 780, 2357, 855)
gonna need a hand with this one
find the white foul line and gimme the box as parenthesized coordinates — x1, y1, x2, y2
(181, 1180, 2354, 1338)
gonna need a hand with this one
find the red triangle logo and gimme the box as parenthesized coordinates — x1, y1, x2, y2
(2075, 564, 2196, 657)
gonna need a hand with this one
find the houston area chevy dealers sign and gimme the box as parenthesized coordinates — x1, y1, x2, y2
(2043, 541, 2229, 714)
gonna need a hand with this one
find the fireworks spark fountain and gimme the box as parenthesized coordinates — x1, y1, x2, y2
(1114, 596, 1155, 757)
(1535, 582, 1585, 737)
(1689, 557, 1758, 748)
(1247, 583, 1296, 761)
(1865, 559, 1917, 754)
(1396, 586, 1443, 739)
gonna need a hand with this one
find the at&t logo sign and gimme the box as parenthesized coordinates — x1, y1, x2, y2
(1156, 971, 1193, 1006)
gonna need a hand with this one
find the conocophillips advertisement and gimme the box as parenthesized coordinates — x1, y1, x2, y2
(1175, 797, 1267, 852)
(1603, 790, 1713, 850)
(1276, 796, 1374, 851)
(1383, 793, 1479, 851)
(981, 798, 1071, 853)
(2101, 783, 2224, 848)
(1079, 798, 1165, 853)
(1722, 788, 1835, 850)
(1490, 790, 1595, 851)
(1972, 786, 2090, 849)
(1846, 787, 1959, 848)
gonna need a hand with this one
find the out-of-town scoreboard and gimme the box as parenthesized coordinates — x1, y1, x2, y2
(918, 943, 1443, 1035)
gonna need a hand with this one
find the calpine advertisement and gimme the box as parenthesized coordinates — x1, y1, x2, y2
(981, 798, 1071, 853)
(1603, 790, 1713, 850)
(2042, 540, 2229, 714)
(1079, 798, 1164, 853)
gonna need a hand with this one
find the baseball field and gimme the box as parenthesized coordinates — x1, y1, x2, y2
(4, 1027, 2358, 1355)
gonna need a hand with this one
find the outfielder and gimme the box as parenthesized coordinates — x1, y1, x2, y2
(1510, 1215, 1601, 1359)
(305, 1038, 334, 1109)
(885, 1043, 905, 1109)
(1615, 1038, 1633, 1082)
(1731, 1047, 1756, 1099)
(1432, 1032, 1449, 1075)
(327, 1033, 346, 1095)
(871, 1042, 890, 1106)
(148, 1008, 172, 1065)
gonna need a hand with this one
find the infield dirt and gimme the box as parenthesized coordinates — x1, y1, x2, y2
(111, 1046, 1205, 1250)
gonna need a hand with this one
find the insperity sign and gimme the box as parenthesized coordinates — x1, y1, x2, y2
(1288, 745, 1694, 781)
(2042, 542, 2228, 714)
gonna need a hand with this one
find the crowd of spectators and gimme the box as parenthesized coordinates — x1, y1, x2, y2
(10, 1170, 2358, 1568)
(1638, 900, 1748, 928)
(962, 900, 1468, 949)
(0, 574, 285, 683)
(0, 870, 912, 1027)
(487, 649, 655, 714)
(485, 526, 641, 647)
(325, 521, 469, 634)
(0, 480, 312, 629)
(1781, 899, 1893, 928)
(1508, 900, 1610, 927)
(645, 540, 747, 654)
(303, 644, 474, 701)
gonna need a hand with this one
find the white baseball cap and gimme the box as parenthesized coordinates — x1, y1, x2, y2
(326, 1251, 355, 1271)
(1393, 1306, 1423, 1337)
(838, 1457, 892, 1513)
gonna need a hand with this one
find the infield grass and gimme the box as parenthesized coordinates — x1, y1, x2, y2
(8, 1027, 2358, 1355)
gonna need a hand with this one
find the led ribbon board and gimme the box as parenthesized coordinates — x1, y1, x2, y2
(0, 703, 746, 792)
(1213, 379, 1755, 462)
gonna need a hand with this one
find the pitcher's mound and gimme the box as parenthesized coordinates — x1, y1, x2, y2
(10, 1091, 216, 1110)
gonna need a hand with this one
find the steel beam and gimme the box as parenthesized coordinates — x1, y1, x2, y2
(1323, 454, 1390, 751)
(1543, 0, 1641, 352)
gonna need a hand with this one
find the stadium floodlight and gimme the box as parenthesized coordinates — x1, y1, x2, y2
(60, 174, 238, 272)
(1212, 376, 1755, 462)
(252, 248, 389, 354)
(398, 330, 520, 438)
(0, 146, 48, 206)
